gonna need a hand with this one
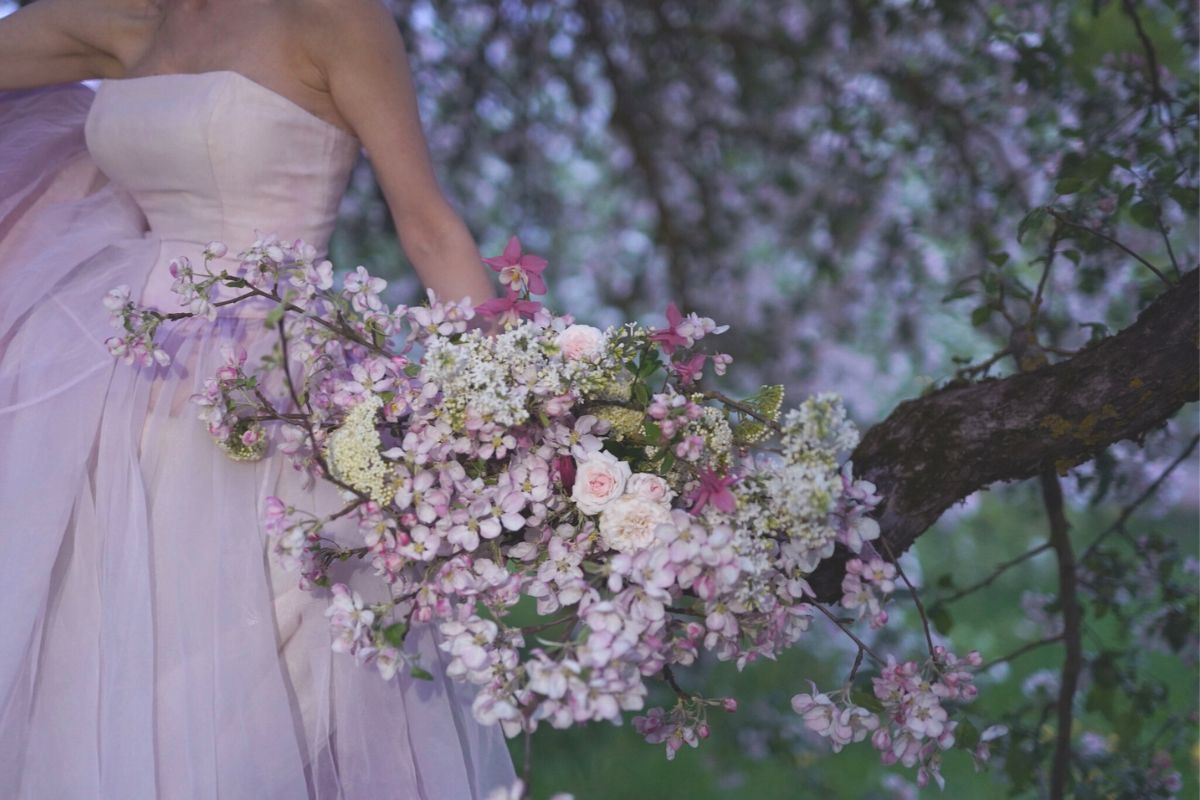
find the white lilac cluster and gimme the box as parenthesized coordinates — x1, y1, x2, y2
(421, 322, 621, 431)
(105, 233, 994, 795)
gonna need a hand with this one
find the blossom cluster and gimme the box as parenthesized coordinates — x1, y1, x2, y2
(107, 233, 996, 793)
(793, 647, 1001, 791)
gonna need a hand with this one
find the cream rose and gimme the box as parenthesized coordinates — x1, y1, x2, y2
(599, 495, 674, 553)
(571, 451, 631, 515)
(556, 324, 606, 361)
(625, 472, 675, 505)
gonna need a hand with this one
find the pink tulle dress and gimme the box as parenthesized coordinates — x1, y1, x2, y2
(0, 73, 515, 798)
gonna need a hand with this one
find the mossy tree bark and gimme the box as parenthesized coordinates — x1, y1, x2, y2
(810, 269, 1199, 602)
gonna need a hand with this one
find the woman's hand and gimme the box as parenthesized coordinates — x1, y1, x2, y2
(300, 0, 497, 308)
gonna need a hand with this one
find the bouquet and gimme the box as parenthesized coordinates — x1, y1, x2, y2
(105, 235, 1001, 795)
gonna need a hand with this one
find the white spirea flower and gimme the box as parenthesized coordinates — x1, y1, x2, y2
(599, 494, 675, 553)
(556, 324, 607, 361)
(326, 394, 391, 503)
(571, 451, 631, 514)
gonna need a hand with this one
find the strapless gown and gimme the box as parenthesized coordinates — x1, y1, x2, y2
(0, 73, 515, 798)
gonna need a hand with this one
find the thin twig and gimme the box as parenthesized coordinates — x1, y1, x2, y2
(1080, 434, 1200, 563)
(277, 320, 369, 501)
(520, 613, 578, 636)
(878, 539, 937, 658)
(954, 347, 1012, 381)
(702, 389, 782, 432)
(1031, 230, 1062, 325)
(157, 291, 260, 320)
(1121, 0, 1178, 144)
(846, 646, 866, 685)
(938, 542, 1053, 605)
(661, 664, 692, 699)
(980, 634, 1064, 672)
(1046, 209, 1172, 287)
(811, 602, 885, 665)
(1155, 216, 1182, 279)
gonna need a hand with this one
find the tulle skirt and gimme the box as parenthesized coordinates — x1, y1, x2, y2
(0, 84, 515, 798)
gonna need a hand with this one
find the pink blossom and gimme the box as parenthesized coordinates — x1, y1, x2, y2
(475, 288, 543, 326)
(669, 353, 706, 385)
(689, 468, 738, 515)
(648, 302, 689, 355)
(482, 235, 548, 295)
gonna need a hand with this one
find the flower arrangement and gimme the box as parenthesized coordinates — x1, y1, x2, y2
(104, 235, 1001, 795)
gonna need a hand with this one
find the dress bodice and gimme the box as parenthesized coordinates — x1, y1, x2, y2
(83, 71, 361, 305)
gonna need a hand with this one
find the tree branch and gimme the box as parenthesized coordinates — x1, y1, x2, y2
(1042, 467, 1081, 800)
(810, 269, 1198, 600)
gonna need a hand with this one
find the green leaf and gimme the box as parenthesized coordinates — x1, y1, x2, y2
(1169, 185, 1198, 212)
(1061, 249, 1081, 265)
(410, 666, 434, 681)
(1054, 177, 1085, 195)
(1115, 708, 1143, 742)
(638, 354, 662, 378)
(850, 690, 885, 714)
(631, 382, 650, 407)
(1129, 201, 1160, 230)
(928, 604, 955, 635)
(1017, 207, 1049, 243)
(956, 719, 980, 750)
(643, 421, 662, 443)
(970, 306, 993, 327)
(1117, 182, 1137, 209)
(383, 622, 408, 648)
(987, 251, 1010, 267)
(1056, 152, 1086, 181)
(940, 286, 975, 303)
(264, 304, 286, 328)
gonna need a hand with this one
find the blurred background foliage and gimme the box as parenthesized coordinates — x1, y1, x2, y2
(348, 1, 1196, 796)
(6, 0, 1195, 795)
(345, 3, 1190, 796)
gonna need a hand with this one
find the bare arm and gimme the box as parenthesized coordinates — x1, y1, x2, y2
(0, 0, 136, 90)
(302, 0, 495, 306)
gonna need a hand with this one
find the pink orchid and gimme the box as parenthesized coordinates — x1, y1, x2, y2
(689, 468, 738, 515)
(649, 302, 689, 355)
(483, 235, 548, 295)
(669, 353, 706, 385)
(475, 288, 543, 326)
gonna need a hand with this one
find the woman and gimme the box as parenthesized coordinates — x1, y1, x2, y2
(0, 0, 516, 796)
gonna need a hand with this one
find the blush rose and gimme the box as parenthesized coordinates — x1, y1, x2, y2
(556, 324, 606, 361)
(571, 451, 632, 515)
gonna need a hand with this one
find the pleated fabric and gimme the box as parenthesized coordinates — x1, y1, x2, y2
(0, 80, 515, 798)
